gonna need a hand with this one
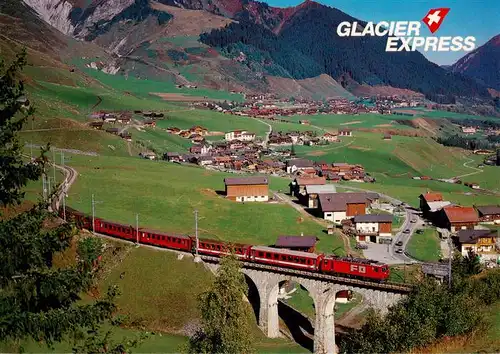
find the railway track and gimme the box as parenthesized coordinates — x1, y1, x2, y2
(50, 156, 413, 294)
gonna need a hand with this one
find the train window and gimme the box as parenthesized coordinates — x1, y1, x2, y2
(266, 253, 271, 258)
(259, 252, 264, 257)
(374, 268, 378, 272)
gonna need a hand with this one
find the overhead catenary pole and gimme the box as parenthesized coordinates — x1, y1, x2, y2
(194, 209, 201, 262)
(92, 193, 95, 233)
(136, 213, 139, 245)
(52, 148, 56, 185)
(62, 179, 66, 221)
(448, 235, 452, 289)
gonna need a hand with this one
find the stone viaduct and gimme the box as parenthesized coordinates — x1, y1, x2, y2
(204, 258, 410, 354)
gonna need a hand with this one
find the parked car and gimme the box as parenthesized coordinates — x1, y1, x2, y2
(404, 229, 410, 233)
(410, 219, 417, 223)
(355, 243, 368, 250)
(396, 248, 404, 254)
(396, 241, 403, 246)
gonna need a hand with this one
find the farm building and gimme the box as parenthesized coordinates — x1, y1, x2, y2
(290, 176, 326, 197)
(303, 184, 337, 208)
(274, 235, 317, 252)
(339, 129, 352, 137)
(353, 214, 393, 243)
(475, 205, 500, 224)
(437, 206, 479, 232)
(105, 127, 119, 135)
(321, 133, 338, 142)
(224, 176, 269, 202)
(286, 158, 315, 174)
(419, 192, 451, 217)
(455, 230, 498, 257)
(317, 193, 376, 224)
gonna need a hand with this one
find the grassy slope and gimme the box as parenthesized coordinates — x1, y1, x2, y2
(406, 228, 441, 262)
(65, 154, 345, 254)
(155, 109, 270, 138)
(0, 241, 304, 353)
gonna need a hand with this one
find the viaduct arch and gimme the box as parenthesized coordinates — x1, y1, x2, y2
(206, 262, 407, 354)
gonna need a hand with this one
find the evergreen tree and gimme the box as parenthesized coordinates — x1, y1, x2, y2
(188, 253, 254, 354)
(0, 51, 117, 349)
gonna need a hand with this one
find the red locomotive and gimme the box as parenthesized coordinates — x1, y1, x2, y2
(60, 207, 390, 281)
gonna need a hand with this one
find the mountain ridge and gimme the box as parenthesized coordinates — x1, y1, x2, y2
(16, 0, 495, 99)
(451, 34, 500, 91)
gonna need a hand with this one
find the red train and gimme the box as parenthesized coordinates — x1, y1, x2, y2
(61, 207, 390, 281)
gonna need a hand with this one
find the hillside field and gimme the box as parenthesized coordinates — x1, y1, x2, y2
(0, 240, 305, 353)
(64, 154, 345, 254)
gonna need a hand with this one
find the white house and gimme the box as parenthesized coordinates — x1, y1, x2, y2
(353, 214, 393, 243)
(225, 130, 256, 142)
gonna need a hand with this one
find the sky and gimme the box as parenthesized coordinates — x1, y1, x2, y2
(265, 0, 500, 65)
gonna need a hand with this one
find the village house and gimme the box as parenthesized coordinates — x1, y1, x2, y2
(117, 115, 131, 124)
(455, 230, 498, 257)
(139, 152, 156, 160)
(419, 192, 451, 218)
(89, 121, 104, 130)
(190, 125, 208, 136)
(103, 115, 117, 123)
(339, 129, 352, 137)
(437, 205, 479, 232)
(167, 127, 181, 134)
(475, 205, 500, 224)
(299, 120, 310, 125)
(353, 214, 393, 243)
(164, 152, 181, 162)
(286, 158, 315, 174)
(461, 126, 477, 134)
(303, 184, 337, 208)
(383, 133, 392, 140)
(290, 176, 326, 197)
(225, 130, 256, 142)
(318, 193, 377, 224)
(213, 156, 232, 166)
(274, 235, 317, 253)
(144, 119, 156, 128)
(224, 176, 269, 202)
(119, 132, 132, 141)
(321, 133, 339, 143)
(105, 127, 119, 135)
(197, 155, 213, 166)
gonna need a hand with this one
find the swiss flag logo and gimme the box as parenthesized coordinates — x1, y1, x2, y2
(422, 8, 450, 34)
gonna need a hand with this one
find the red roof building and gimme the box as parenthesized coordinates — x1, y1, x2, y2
(438, 206, 479, 232)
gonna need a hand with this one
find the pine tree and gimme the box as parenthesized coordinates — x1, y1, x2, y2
(0, 51, 117, 349)
(188, 253, 254, 354)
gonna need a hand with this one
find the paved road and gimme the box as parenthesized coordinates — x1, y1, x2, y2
(256, 119, 272, 148)
(339, 185, 421, 264)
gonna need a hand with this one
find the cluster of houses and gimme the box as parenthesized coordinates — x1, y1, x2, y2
(268, 129, 352, 146)
(286, 158, 373, 183)
(419, 192, 499, 258)
(167, 125, 209, 144)
(219, 174, 390, 243)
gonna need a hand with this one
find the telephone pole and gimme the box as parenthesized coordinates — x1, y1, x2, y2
(52, 148, 56, 185)
(448, 235, 452, 289)
(92, 194, 95, 233)
(194, 209, 201, 262)
(62, 178, 66, 221)
(136, 213, 139, 245)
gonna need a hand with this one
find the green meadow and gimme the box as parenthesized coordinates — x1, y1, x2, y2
(406, 228, 442, 263)
(64, 154, 345, 254)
